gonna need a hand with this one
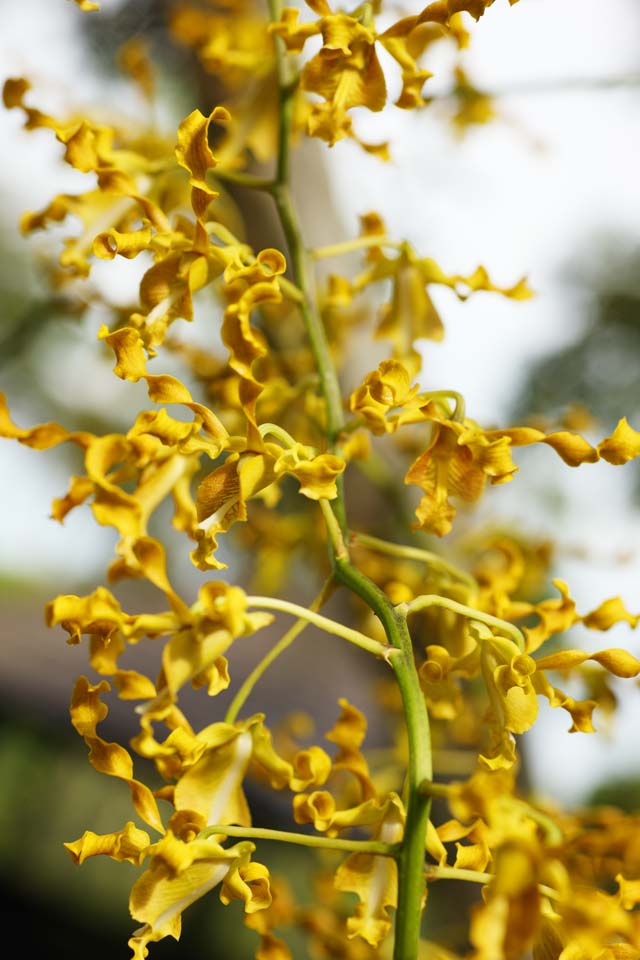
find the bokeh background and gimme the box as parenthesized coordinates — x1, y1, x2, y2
(1, 0, 639, 955)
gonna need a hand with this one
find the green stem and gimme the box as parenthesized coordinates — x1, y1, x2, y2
(335, 558, 432, 960)
(268, 0, 345, 463)
(320, 498, 349, 560)
(246, 595, 395, 660)
(417, 780, 451, 800)
(272, 182, 345, 453)
(225, 579, 334, 723)
(267, 3, 433, 955)
(424, 864, 560, 901)
(201, 823, 400, 857)
(400, 595, 525, 651)
(258, 422, 298, 448)
(419, 389, 466, 422)
(312, 234, 397, 259)
(352, 532, 477, 595)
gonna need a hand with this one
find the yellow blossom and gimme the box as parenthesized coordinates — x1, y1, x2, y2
(128, 834, 270, 959)
(406, 413, 640, 538)
(334, 793, 405, 947)
(349, 360, 422, 434)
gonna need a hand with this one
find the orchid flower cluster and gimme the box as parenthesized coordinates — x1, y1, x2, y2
(3, 1, 640, 958)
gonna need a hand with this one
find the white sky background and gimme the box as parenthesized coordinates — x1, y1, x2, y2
(0, 0, 640, 805)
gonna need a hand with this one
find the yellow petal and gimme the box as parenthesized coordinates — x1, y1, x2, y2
(535, 648, 640, 679)
(290, 746, 332, 792)
(0, 392, 84, 450)
(220, 860, 272, 914)
(274, 446, 346, 500)
(334, 794, 404, 947)
(293, 790, 336, 832)
(616, 873, 640, 910)
(453, 841, 491, 872)
(542, 431, 599, 467)
(129, 836, 254, 948)
(70, 676, 164, 832)
(112, 670, 157, 700)
(268, 8, 321, 52)
(582, 597, 639, 631)
(98, 325, 148, 381)
(65, 822, 150, 865)
(174, 723, 254, 826)
(598, 418, 640, 465)
(117, 38, 155, 100)
(175, 107, 230, 219)
(93, 221, 152, 260)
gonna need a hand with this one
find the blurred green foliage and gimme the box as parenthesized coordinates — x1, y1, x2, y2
(512, 239, 640, 497)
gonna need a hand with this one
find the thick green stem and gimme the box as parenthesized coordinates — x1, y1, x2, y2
(335, 558, 432, 960)
(267, 3, 433, 955)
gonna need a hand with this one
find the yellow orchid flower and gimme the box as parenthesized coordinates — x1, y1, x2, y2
(48, 565, 271, 723)
(405, 410, 519, 537)
(349, 360, 422, 435)
(477, 627, 539, 770)
(513, 579, 579, 654)
(3, 78, 178, 278)
(193, 431, 345, 569)
(325, 698, 377, 801)
(135, 709, 327, 835)
(351, 236, 532, 375)
(407, 412, 640, 538)
(273, 443, 346, 499)
(128, 833, 270, 959)
(6, 362, 247, 577)
(334, 793, 406, 947)
(271, 0, 509, 154)
(312, 793, 401, 834)
(221, 248, 287, 436)
(171, 6, 276, 89)
(419, 644, 466, 719)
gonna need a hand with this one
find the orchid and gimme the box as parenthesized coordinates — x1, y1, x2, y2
(3, 1, 640, 959)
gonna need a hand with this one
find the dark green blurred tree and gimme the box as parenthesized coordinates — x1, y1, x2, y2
(512, 239, 640, 497)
